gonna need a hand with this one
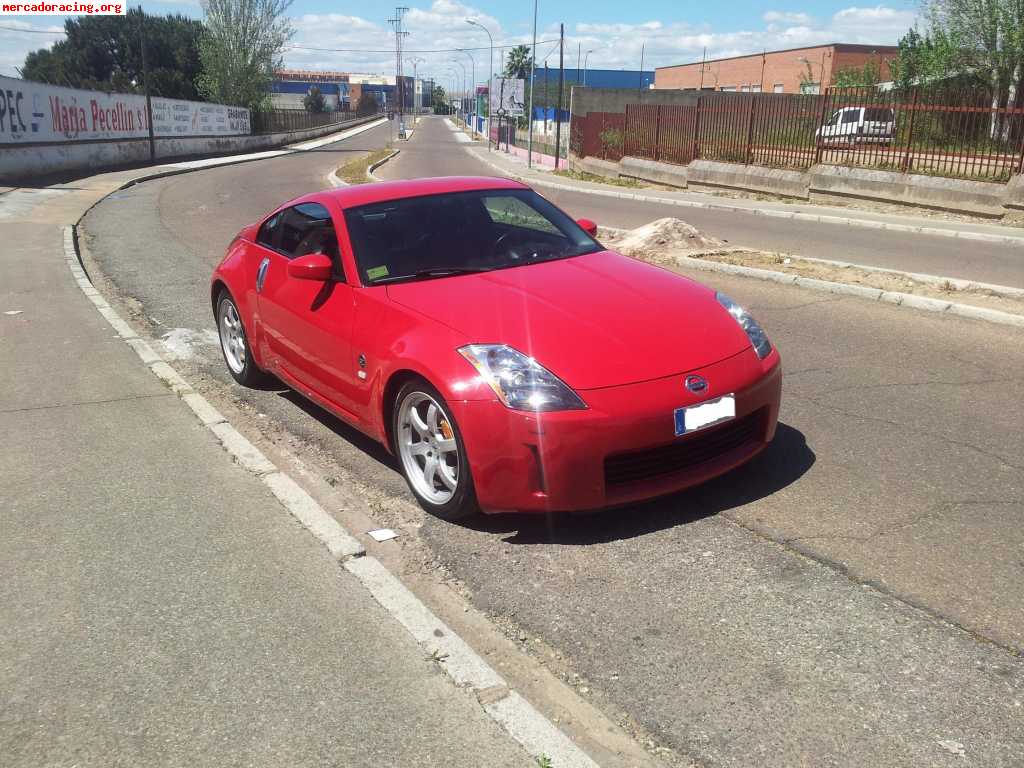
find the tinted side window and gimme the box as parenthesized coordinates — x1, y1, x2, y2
(256, 211, 283, 249)
(864, 107, 894, 123)
(277, 202, 339, 256)
(842, 109, 861, 124)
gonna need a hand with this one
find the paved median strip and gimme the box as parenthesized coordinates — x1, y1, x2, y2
(61, 217, 602, 768)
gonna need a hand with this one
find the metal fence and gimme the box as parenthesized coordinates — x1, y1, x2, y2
(577, 87, 1024, 182)
(251, 109, 373, 135)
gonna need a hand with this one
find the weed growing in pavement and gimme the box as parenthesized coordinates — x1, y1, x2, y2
(536, 756, 553, 768)
(552, 169, 644, 188)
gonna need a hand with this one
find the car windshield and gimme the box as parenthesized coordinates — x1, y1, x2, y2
(344, 188, 602, 285)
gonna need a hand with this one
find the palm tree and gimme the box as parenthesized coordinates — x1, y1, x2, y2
(504, 45, 533, 79)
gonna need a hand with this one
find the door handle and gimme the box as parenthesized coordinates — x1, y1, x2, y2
(256, 257, 270, 292)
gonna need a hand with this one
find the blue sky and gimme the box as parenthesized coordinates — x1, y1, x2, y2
(1, 1, 919, 80)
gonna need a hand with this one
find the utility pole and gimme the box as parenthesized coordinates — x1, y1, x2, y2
(699, 46, 706, 90)
(137, 7, 154, 162)
(387, 7, 409, 136)
(526, 0, 538, 168)
(639, 41, 645, 102)
(554, 23, 564, 170)
(543, 60, 549, 134)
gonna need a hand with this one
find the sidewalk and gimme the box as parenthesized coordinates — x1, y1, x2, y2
(472, 145, 1024, 246)
(0, 154, 541, 764)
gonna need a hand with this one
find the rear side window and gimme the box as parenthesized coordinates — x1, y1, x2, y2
(864, 107, 894, 123)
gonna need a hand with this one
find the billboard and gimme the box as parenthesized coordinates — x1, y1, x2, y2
(0, 75, 250, 144)
(489, 77, 525, 117)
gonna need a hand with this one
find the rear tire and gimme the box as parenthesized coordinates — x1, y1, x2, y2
(392, 378, 480, 521)
(216, 290, 267, 387)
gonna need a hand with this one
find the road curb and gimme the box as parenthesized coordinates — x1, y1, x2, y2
(670, 253, 1024, 328)
(367, 149, 400, 181)
(469, 147, 1024, 248)
(63, 201, 603, 765)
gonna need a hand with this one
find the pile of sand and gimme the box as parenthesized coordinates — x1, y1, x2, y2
(600, 218, 725, 260)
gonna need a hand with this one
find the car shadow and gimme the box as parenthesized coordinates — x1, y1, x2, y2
(462, 422, 815, 546)
(276, 389, 399, 468)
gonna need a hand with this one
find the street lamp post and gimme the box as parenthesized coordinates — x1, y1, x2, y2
(457, 49, 477, 137)
(447, 64, 464, 120)
(450, 58, 467, 125)
(466, 19, 494, 150)
(407, 56, 424, 122)
(527, 0, 538, 168)
(583, 49, 593, 86)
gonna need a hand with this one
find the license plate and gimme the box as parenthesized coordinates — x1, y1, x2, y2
(674, 395, 736, 436)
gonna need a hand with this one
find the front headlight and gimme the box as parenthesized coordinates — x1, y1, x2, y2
(716, 292, 772, 359)
(458, 344, 587, 412)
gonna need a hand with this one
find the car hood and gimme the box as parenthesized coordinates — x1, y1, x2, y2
(385, 250, 753, 390)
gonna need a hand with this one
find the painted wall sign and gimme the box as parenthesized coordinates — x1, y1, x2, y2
(0, 75, 250, 144)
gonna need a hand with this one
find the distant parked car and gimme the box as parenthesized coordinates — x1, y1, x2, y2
(816, 106, 895, 146)
(210, 177, 781, 520)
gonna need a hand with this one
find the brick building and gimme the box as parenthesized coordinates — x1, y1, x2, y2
(654, 43, 898, 94)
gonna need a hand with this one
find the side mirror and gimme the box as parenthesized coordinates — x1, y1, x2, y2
(576, 218, 598, 237)
(287, 253, 334, 281)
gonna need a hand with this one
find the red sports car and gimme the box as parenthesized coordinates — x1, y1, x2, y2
(211, 177, 781, 520)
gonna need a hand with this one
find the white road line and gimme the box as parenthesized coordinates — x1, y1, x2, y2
(62, 223, 601, 767)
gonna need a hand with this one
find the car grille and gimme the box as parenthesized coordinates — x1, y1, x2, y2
(604, 411, 763, 488)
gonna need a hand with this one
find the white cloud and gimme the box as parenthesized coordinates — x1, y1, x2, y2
(763, 11, 814, 25)
(0, 2, 918, 85)
(0, 21, 66, 78)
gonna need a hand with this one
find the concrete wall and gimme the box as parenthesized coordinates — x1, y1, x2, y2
(807, 165, 1007, 217)
(688, 160, 808, 198)
(570, 87, 699, 118)
(0, 114, 380, 184)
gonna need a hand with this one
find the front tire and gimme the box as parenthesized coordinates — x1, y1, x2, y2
(216, 290, 266, 387)
(392, 378, 479, 521)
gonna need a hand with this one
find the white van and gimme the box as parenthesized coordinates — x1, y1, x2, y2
(815, 106, 895, 145)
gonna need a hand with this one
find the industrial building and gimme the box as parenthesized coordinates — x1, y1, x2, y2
(270, 70, 431, 112)
(654, 44, 898, 94)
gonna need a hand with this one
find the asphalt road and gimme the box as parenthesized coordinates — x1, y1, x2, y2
(384, 119, 1024, 288)
(80, 116, 1024, 767)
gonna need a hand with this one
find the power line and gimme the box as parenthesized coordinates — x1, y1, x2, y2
(0, 24, 65, 34)
(283, 39, 558, 55)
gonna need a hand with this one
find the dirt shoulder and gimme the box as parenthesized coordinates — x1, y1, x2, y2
(600, 219, 1024, 318)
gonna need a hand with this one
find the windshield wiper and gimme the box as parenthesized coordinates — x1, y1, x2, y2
(372, 266, 493, 285)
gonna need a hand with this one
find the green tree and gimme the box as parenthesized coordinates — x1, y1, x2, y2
(913, 0, 1024, 135)
(198, 0, 293, 111)
(355, 91, 379, 116)
(430, 84, 448, 114)
(303, 86, 326, 112)
(21, 10, 204, 100)
(832, 59, 883, 88)
(504, 45, 533, 79)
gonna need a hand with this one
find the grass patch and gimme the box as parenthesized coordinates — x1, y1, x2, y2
(552, 169, 644, 188)
(336, 147, 394, 185)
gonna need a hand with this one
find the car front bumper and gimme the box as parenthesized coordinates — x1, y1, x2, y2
(451, 348, 782, 513)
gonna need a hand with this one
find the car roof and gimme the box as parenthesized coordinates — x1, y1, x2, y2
(320, 176, 530, 209)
